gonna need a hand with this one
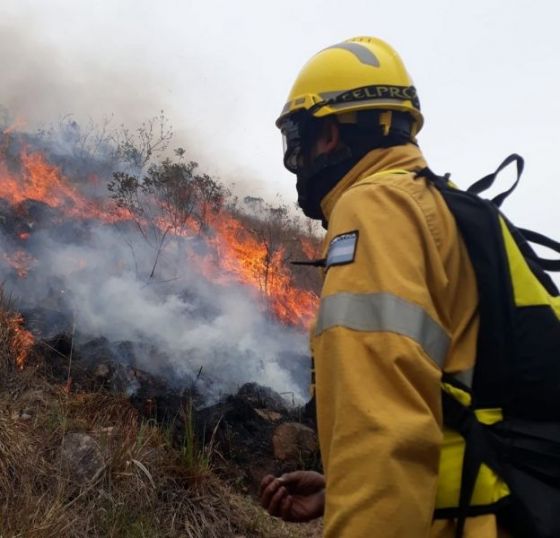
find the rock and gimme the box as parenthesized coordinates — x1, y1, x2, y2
(60, 432, 105, 483)
(196, 392, 280, 474)
(92, 362, 113, 387)
(11, 409, 33, 420)
(20, 389, 47, 405)
(254, 408, 282, 422)
(236, 383, 288, 412)
(93, 362, 111, 379)
(10, 410, 33, 420)
(272, 422, 318, 462)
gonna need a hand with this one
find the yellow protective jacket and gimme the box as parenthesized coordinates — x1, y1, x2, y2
(312, 144, 510, 537)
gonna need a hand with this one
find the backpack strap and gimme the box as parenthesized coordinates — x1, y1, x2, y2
(417, 166, 514, 408)
(441, 381, 505, 538)
(466, 154, 524, 207)
(517, 228, 560, 272)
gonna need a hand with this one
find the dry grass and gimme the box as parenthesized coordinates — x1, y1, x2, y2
(0, 295, 322, 537)
(0, 288, 19, 377)
(0, 383, 321, 537)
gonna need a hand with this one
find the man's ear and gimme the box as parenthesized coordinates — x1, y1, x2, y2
(323, 119, 340, 152)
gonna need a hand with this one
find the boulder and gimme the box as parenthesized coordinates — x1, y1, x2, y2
(272, 422, 318, 462)
(60, 432, 105, 483)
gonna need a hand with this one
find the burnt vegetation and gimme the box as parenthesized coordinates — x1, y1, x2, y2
(0, 112, 323, 536)
(105, 116, 322, 294)
(0, 326, 321, 537)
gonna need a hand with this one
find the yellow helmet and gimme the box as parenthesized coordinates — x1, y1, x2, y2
(276, 36, 423, 134)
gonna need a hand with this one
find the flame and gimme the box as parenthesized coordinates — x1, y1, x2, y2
(0, 149, 81, 207)
(0, 142, 320, 329)
(2, 118, 26, 135)
(301, 238, 321, 260)
(4, 250, 35, 278)
(0, 147, 130, 223)
(8, 313, 34, 369)
(202, 214, 319, 327)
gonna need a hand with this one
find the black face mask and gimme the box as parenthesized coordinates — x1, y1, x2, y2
(296, 147, 360, 221)
(287, 111, 414, 221)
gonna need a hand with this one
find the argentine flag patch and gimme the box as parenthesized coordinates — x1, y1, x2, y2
(326, 230, 358, 268)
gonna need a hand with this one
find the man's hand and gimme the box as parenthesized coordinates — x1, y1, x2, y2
(259, 470, 325, 522)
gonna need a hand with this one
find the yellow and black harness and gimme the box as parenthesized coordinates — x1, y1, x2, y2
(420, 155, 560, 538)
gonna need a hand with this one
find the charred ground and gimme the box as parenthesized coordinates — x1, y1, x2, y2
(0, 114, 324, 536)
(0, 305, 322, 537)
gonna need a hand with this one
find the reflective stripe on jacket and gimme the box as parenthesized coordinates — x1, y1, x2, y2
(312, 144, 509, 537)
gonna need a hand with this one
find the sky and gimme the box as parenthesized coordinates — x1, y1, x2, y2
(1, 0, 559, 241)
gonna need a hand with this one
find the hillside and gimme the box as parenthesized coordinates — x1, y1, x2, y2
(0, 116, 324, 537)
(0, 304, 322, 536)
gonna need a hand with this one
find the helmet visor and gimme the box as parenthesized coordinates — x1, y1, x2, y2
(279, 112, 322, 175)
(280, 115, 304, 174)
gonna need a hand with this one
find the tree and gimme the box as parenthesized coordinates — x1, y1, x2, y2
(111, 111, 173, 171)
(108, 151, 228, 279)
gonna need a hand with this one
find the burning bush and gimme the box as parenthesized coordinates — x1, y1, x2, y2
(0, 288, 34, 374)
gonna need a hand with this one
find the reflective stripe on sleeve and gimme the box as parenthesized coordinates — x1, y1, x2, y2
(315, 292, 450, 368)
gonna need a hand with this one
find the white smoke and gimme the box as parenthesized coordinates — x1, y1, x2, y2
(0, 12, 314, 403)
(0, 126, 312, 405)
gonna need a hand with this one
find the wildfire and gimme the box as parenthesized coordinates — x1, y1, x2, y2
(0, 148, 130, 223)
(8, 313, 34, 369)
(203, 214, 319, 327)
(2, 118, 26, 135)
(0, 141, 320, 330)
(0, 148, 81, 208)
(301, 238, 322, 260)
(4, 250, 35, 278)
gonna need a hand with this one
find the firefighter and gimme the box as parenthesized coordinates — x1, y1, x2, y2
(260, 37, 510, 537)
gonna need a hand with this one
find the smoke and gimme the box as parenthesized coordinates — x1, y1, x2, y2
(73, 236, 306, 399)
(0, 9, 313, 403)
(0, 6, 293, 204)
(0, 122, 312, 405)
(0, 14, 163, 131)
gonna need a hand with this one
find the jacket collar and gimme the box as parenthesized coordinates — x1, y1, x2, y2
(320, 143, 428, 222)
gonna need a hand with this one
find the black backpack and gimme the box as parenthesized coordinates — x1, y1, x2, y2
(419, 155, 560, 538)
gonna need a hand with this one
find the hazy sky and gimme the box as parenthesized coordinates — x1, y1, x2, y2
(1, 0, 559, 240)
